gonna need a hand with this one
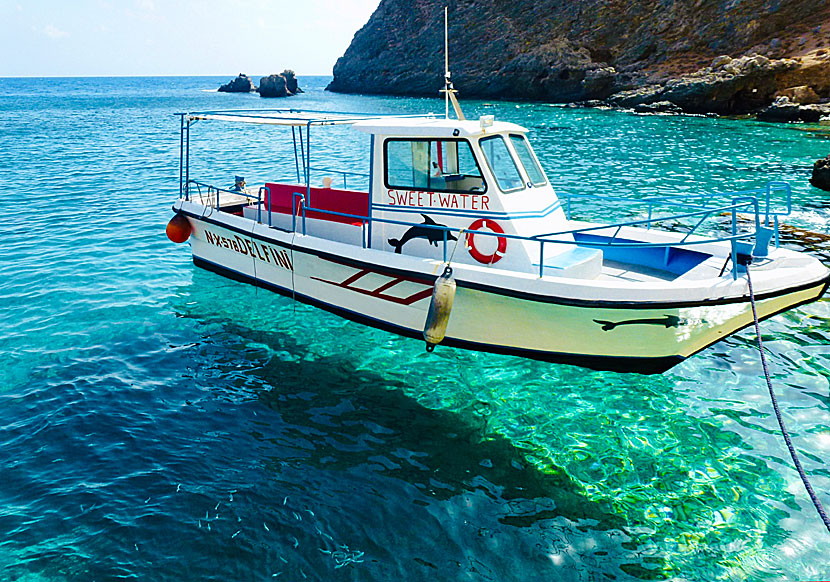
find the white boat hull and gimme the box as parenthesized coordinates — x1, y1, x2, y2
(179, 203, 829, 374)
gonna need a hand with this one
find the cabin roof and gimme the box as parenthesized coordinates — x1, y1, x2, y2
(181, 110, 527, 138)
(182, 109, 527, 138)
(350, 117, 528, 137)
(184, 109, 438, 127)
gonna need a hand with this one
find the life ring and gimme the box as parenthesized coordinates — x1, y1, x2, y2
(465, 218, 507, 264)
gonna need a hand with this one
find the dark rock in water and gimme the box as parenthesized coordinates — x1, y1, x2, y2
(608, 85, 665, 108)
(810, 155, 830, 191)
(756, 96, 803, 122)
(633, 101, 683, 114)
(281, 69, 303, 94)
(257, 71, 303, 98)
(756, 97, 830, 122)
(573, 100, 605, 108)
(218, 73, 256, 93)
(797, 103, 830, 122)
(258, 74, 290, 98)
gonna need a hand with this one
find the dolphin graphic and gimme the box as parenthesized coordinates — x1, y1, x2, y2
(388, 214, 457, 254)
(593, 315, 682, 331)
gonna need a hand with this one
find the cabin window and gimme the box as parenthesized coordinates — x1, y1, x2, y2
(509, 134, 547, 187)
(479, 136, 524, 193)
(384, 138, 486, 194)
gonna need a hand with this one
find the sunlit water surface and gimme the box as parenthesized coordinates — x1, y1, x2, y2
(1, 76, 829, 581)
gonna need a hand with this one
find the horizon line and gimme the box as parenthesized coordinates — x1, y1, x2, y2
(0, 73, 335, 79)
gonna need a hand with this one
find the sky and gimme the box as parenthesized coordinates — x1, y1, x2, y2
(0, 0, 381, 77)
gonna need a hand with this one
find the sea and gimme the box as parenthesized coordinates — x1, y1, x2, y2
(1, 75, 829, 581)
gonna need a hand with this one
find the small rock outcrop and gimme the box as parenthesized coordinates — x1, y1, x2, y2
(756, 96, 806, 122)
(756, 96, 830, 122)
(281, 69, 303, 94)
(257, 72, 303, 98)
(633, 101, 683, 114)
(218, 73, 256, 93)
(810, 155, 830, 191)
(258, 74, 289, 97)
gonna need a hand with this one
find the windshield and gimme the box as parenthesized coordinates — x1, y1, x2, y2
(509, 134, 547, 187)
(479, 136, 523, 193)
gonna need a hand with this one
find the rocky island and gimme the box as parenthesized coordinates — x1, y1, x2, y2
(218, 73, 256, 93)
(328, 0, 830, 118)
(218, 70, 303, 97)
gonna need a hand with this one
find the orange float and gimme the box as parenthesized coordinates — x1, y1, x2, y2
(166, 213, 191, 243)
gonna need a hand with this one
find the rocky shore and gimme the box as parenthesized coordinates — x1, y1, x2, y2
(328, 0, 830, 120)
(602, 53, 830, 119)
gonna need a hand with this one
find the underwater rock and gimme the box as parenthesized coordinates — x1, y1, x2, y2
(218, 73, 256, 93)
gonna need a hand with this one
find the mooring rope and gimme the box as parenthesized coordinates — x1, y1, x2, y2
(448, 228, 464, 265)
(290, 225, 297, 315)
(745, 265, 830, 533)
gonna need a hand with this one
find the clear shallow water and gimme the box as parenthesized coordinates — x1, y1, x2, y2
(1, 75, 829, 581)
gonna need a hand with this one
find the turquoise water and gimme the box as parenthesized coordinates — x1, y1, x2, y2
(1, 75, 829, 580)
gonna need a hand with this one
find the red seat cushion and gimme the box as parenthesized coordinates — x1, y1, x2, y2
(264, 183, 369, 226)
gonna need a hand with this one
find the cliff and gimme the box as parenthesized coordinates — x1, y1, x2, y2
(328, 0, 830, 113)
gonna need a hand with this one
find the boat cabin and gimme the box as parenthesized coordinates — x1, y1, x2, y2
(179, 109, 781, 284)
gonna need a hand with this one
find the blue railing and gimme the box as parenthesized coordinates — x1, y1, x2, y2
(559, 182, 791, 246)
(185, 179, 784, 280)
(187, 180, 262, 209)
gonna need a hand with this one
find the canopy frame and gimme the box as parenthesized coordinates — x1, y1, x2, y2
(177, 109, 437, 202)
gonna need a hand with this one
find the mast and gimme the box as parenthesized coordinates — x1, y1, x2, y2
(444, 6, 449, 119)
(440, 6, 465, 121)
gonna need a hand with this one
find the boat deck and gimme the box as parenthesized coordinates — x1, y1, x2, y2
(191, 189, 253, 211)
(599, 260, 677, 282)
(599, 252, 727, 283)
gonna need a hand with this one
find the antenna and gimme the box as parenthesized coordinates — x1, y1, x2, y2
(444, 6, 449, 119)
(440, 6, 465, 121)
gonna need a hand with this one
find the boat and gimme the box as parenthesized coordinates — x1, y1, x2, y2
(166, 101, 828, 374)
